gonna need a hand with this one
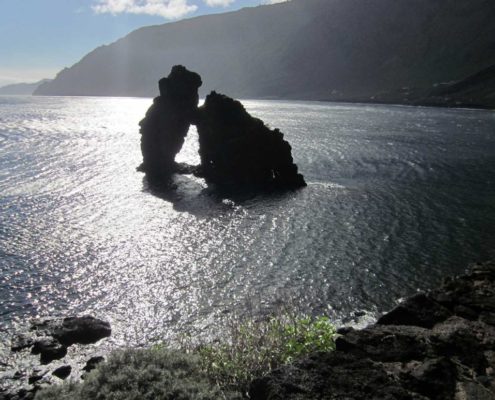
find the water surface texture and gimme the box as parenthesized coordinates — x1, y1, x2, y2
(1, 96, 494, 345)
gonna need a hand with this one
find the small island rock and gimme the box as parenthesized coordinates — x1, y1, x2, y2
(196, 91, 306, 189)
(138, 65, 306, 191)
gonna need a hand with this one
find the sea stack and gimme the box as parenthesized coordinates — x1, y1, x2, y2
(196, 91, 306, 189)
(138, 65, 306, 190)
(138, 65, 202, 177)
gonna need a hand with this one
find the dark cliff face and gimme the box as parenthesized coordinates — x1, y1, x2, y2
(34, 0, 495, 108)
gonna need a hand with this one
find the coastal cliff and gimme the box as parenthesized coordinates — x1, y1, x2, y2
(34, 0, 495, 109)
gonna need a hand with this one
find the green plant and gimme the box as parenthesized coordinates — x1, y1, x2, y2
(35, 347, 239, 400)
(35, 315, 336, 399)
(197, 314, 336, 395)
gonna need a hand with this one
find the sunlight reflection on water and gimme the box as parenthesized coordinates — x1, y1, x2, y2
(0, 96, 494, 349)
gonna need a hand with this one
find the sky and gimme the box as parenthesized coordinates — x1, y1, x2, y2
(0, 0, 286, 87)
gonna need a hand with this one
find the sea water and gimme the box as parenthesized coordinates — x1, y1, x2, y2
(1, 96, 494, 346)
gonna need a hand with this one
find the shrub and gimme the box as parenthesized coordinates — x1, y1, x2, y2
(35, 314, 336, 399)
(35, 347, 239, 400)
(197, 315, 336, 395)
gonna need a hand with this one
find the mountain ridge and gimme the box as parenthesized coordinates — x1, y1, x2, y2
(35, 0, 495, 108)
(0, 79, 52, 95)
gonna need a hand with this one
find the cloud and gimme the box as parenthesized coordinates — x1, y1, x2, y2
(264, 0, 289, 3)
(92, 0, 198, 19)
(203, 0, 235, 6)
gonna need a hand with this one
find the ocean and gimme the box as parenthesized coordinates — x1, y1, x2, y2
(1, 96, 494, 347)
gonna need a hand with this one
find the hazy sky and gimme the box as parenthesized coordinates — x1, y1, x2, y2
(0, 0, 286, 87)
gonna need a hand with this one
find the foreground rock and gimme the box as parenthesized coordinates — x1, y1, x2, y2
(138, 65, 306, 190)
(250, 261, 495, 400)
(26, 315, 111, 364)
(1, 316, 111, 399)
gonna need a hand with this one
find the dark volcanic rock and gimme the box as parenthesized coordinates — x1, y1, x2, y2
(249, 261, 495, 399)
(376, 292, 453, 328)
(138, 66, 305, 191)
(31, 339, 67, 365)
(27, 373, 44, 385)
(53, 316, 111, 346)
(52, 365, 71, 380)
(138, 65, 202, 178)
(195, 91, 306, 190)
(31, 315, 111, 346)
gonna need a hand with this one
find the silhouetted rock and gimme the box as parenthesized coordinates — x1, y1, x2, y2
(52, 316, 111, 346)
(249, 261, 495, 399)
(138, 65, 202, 177)
(138, 67, 305, 191)
(195, 92, 306, 190)
(31, 315, 111, 347)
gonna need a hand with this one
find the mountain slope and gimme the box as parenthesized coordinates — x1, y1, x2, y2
(0, 79, 51, 95)
(35, 0, 495, 107)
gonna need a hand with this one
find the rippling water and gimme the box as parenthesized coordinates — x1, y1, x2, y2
(1, 96, 494, 346)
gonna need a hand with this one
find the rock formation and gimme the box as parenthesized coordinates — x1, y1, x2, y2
(1, 316, 111, 399)
(138, 65, 202, 177)
(249, 261, 495, 400)
(12, 315, 111, 365)
(195, 92, 306, 189)
(138, 65, 306, 190)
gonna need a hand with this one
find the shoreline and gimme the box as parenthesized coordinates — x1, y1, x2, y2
(0, 93, 489, 111)
(250, 261, 495, 399)
(2, 261, 494, 399)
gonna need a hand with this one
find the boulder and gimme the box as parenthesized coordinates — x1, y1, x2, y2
(82, 356, 105, 373)
(31, 315, 111, 347)
(53, 316, 111, 346)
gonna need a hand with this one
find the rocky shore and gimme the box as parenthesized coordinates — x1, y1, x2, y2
(1, 316, 111, 400)
(250, 261, 495, 399)
(2, 262, 494, 399)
